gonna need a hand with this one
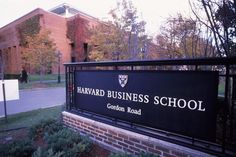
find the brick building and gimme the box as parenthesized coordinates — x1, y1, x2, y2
(0, 3, 99, 74)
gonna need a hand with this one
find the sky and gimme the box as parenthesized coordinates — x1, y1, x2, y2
(0, 0, 192, 37)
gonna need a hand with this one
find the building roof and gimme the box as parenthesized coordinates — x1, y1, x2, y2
(0, 8, 44, 30)
(49, 3, 98, 20)
(49, 3, 79, 18)
(0, 3, 98, 29)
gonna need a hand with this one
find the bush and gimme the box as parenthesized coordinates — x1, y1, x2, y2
(44, 128, 92, 157)
(2, 119, 92, 157)
(0, 138, 35, 157)
(138, 152, 159, 157)
(32, 147, 64, 157)
(4, 74, 21, 79)
(29, 119, 63, 140)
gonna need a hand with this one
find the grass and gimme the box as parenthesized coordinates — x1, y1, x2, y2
(0, 105, 64, 131)
(18, 74, 66, 90)
(28, 74, 65, 82)
(218, 83, 225, 96)
(19, 81, 65, 90)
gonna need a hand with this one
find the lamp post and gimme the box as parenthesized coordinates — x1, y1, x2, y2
(56, 50, 62, 83)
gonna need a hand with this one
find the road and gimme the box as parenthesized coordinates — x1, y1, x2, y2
(0, 87, 65, 117)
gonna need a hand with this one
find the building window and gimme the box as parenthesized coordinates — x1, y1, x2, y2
(83, 43, 88, 62)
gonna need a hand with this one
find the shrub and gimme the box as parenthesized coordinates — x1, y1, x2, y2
(4, 74, 21, 79)
(44, 128, 92, 157)
(3, 119, 92, 157)
(0, 138, 35, 157)
(109, 152, 132, 157)
(29, 119, 63, 140)
(138, 152, 159, 157)
(32, 147, 64, 157)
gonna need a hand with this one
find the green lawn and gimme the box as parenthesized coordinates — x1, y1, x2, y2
(218, 81, 225, 96)
(28, 74, 65, 82)
(0, 105, 64, 131)
(19, 81, 65, 90)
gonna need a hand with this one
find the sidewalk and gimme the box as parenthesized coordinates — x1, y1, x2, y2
(0, 86, 65, 117)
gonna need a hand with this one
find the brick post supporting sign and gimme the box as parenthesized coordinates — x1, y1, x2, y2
(62, 111, 215, 157)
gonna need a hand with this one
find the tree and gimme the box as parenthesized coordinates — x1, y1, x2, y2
(21, 29, 57, 81)
(156, 14, 216, 59)
(190, 0, 236, 57)
(110, 0, 148, 60)
(89, 22, 128, 61)
(16, 15, 41, 47)
(89, 0, 149, 61)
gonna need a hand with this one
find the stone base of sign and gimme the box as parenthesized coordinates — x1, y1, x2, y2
(62, 111, 215, 157)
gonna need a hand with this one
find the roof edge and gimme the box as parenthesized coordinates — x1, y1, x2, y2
(0, 8, 45, 30)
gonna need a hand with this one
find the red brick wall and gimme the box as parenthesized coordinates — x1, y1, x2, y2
(0, 7, 100, 74)
(0, 8, 70, 74)
(41, 11, 71, 73)
(62, 111, 214, 157)
(0, 4, 105, 74)
(0, 9, 44, 74)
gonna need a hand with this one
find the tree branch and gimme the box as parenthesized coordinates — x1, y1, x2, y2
(201, 0, 223, 56)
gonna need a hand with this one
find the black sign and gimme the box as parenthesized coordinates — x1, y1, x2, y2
(74, 70, 218, 141)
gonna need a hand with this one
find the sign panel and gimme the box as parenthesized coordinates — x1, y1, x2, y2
(74, 70, 218, 141)
(0, 80, 19, 101)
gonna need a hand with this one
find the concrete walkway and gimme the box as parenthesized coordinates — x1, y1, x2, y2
(0, 87, 65, 117)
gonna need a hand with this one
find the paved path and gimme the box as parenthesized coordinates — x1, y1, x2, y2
(0, 87, 65, 117)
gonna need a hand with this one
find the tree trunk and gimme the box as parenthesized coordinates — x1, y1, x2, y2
(40, 65, 43, 83)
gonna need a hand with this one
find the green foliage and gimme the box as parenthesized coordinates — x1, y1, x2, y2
(156, 13, 218, 59)
(29, 119, 63, 140)
(32, 147, 64, 157)
(138, 152, 159, 157)
(110, 0, 148, 60)
(32, 147, 44, 157)
(28, 74, 65, 82)
(0, 106, 63, 131)
(16, 15, 41, 46)
(19, 81, 65, 90)
(89, 49, 108, 61)
(29, 119, 92, 157)
(0, 109, 93, 157)
(109, 152, 132, 157)
(0, 138, 35, 157)
(89, 23, 129, 61)
(21, 29, 57, 78)
(89, 0, 148, 61)
(4, 74, 21, 79)
(44, 128, 92, 157)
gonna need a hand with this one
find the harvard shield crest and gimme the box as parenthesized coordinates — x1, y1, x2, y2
(118, 74, 128, 88)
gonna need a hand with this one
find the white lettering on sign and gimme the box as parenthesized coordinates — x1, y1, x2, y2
(77, 87, 105, 97)
(153, 96, 205, 111)
(107, 90, 149, 103)
(77, 86, 206, 112)
(106, 103, 142, 115)
(107, 103, 125, 112)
